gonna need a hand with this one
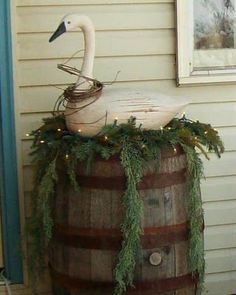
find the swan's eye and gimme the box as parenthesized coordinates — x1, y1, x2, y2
(67, 21, 71, 24)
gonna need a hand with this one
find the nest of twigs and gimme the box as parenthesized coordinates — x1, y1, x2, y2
(53, 64, 104, 114)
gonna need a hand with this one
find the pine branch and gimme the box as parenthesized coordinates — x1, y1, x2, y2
(114, 141, 143, 295)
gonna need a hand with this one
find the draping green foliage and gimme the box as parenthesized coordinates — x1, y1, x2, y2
(181, 144, 205, 287)
(114, 140, 144, 294)
(28, 114, 224, 294)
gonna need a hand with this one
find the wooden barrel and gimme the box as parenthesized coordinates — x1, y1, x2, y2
(49, 145, 198, 295)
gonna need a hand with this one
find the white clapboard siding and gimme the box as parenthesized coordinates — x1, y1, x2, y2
(203, 272, 236, 295)
(205, 224, 236, 251)
(185, 102, 236, 127)
(204, 200, 236, 226)
(18, 55, 175, 86)
(218, 127, 236, 151)
(17, 4, 174, 33)
(18, 81, 236, 114)
(201, 152, 236, 178)
(18, 29, 175, 60)
(205, 248, 236, 273)
(17, 0, 174, 6)
(11, 0, 236, 293)
(201, 175, 236, 202)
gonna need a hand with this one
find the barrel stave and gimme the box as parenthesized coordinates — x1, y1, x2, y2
(50, 147, 198, 294)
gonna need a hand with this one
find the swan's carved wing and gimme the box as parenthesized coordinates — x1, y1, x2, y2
(65, 87, 188, 136)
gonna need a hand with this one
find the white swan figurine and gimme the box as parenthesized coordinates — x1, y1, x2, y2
(49, 14, 187, 136)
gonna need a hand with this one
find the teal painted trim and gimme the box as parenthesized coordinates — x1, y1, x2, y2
(0, 0, 23, 283)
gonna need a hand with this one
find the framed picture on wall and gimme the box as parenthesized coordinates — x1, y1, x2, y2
(176, 0, 236, 85)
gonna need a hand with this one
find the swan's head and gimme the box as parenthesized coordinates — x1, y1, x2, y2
(49, 14, 93, 42)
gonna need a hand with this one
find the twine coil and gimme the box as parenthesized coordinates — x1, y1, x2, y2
(53, 64, 104, 115)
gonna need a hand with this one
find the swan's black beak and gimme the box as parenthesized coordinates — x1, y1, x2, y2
(49, 22, 66, 42)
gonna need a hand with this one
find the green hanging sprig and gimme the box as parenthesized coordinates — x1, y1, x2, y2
(114, 140, 144, 294)
(181, 144, 205, 287)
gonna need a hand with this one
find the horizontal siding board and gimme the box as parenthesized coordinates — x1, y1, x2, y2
(201, 152, 236, 178)
(17, 4, 174, 33)
(185, 102, 236, 127)
(18, 55, 175, 86)
(19, 86, 66, 113)
(205, 224, 236, 251)
(22, 141, 33, 166)
(204, 200, 236, 226)
(18, 29, 175, 60)
(203, 272, 236, 295)
(205, 248, 236, 273)
(18, 81, 236, 114)
(217, 126, 236, 151)
(18, 81, 236, 103)
(201, 175, 236, 202)
(17, 0, 174, 6)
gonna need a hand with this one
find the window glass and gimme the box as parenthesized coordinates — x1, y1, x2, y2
(193, 0, 236, 70)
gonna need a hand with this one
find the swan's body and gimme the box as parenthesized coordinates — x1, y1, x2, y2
(65, 87, 187, 135)
(50, 14, 187, 136)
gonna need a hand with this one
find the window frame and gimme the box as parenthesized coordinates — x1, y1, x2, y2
(176, 0, 236, 86)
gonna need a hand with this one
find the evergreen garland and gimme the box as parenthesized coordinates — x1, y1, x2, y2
(28, 114, 224, 294)
(114, 140, 144, 295)
(181, 144, 205, 286)
(28, 157, 58, 283)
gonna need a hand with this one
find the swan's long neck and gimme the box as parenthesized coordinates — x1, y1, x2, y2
(76, 17, 95, 89)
